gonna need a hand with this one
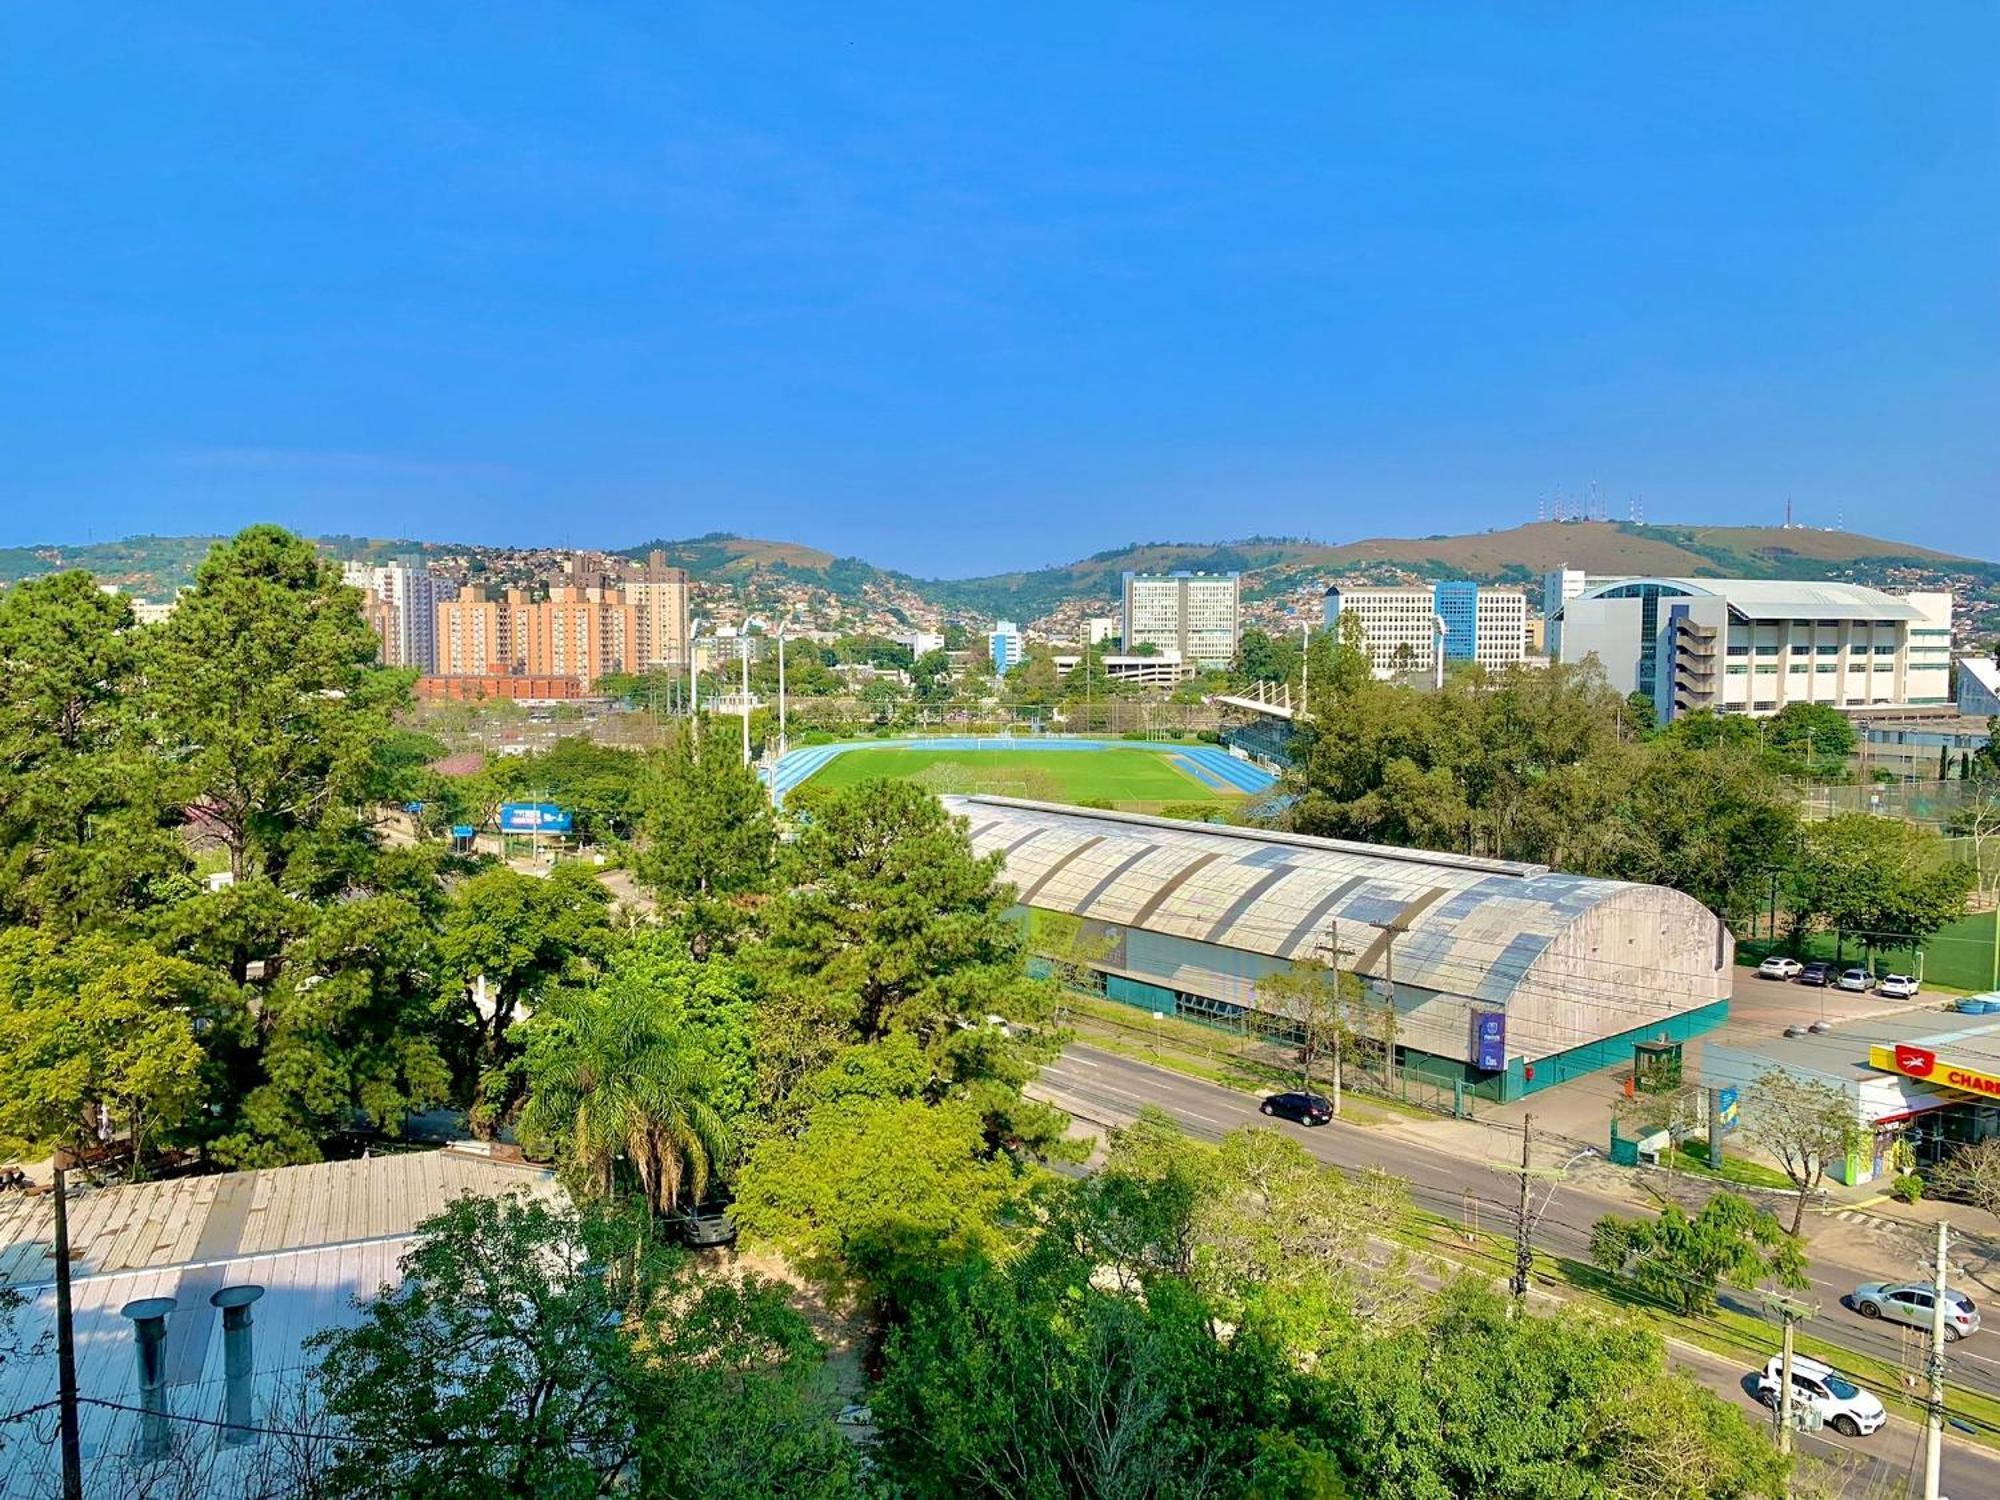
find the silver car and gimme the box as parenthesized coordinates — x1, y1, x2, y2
(1852, 1281, 1980, 1341)
(1836, 968, 1872, 992)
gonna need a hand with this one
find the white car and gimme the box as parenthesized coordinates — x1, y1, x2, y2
(1757, 1355, 1886, 1438)
(1836, 968, 1873, 993)
(1876, 974, 1919, 999)
(1853, 1280, 1979, 1340)
(1757, 956, 1803, 980)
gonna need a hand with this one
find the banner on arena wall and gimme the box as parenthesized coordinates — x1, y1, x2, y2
(1470, 1010, 1507, 1072)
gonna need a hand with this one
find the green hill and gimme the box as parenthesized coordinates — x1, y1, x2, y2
(5, 520, 1989, 615)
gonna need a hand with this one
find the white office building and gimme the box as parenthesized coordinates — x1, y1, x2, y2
(1121, 572, 1239, 669)
(1324, 583, 1529, 681)
(989, 620, 1025, 673)
(1541, 567, 1601, 659)
(343, 558, 451, 672)
(892, 629, 946, 659)
(1553, 578, 1954, 721)
(1052, 649, 1191, 686)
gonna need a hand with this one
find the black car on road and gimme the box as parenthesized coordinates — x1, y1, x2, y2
(1797, 961, 1835, 987)
(1260, 1091, 1334, 1126)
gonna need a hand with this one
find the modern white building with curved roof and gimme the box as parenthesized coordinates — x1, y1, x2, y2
(951, 795, 1734, 1102)
(1551, 576, 1953, 722)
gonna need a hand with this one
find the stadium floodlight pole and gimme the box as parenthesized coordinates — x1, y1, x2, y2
(688, 619, 706, 746)
(740, 627, 752, 768)
(1300, 619, 1310, 720)
(777, 611, 794, 759)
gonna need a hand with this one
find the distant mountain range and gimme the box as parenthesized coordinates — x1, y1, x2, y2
(4, 520, 1992, 621)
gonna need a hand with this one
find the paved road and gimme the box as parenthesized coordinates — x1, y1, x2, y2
(1034, 1043, 2000, 1495)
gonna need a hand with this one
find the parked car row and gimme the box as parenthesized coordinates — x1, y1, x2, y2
(1755, 955, 1918, 998)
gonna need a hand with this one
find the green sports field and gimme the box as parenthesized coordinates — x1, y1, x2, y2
(1739, 908, 2000, 995)
(801, 745, 1235, 811)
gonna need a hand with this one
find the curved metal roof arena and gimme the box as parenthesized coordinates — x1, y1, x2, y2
(948, 796, 1733, 1064)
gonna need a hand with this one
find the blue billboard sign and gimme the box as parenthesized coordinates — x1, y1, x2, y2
(498, 802, 573, 835)
(1470, 1011, 1507, 1072)
(1717, 1086, 1740, 1132)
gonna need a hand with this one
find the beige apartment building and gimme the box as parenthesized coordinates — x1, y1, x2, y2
(519, 587, 639, 686)
(435, 586, 530, 676)
(628, 549, 690, 668)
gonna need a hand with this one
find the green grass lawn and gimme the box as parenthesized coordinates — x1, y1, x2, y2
(1740, 908, 2000, 994)
(803, 745, 1233, 810)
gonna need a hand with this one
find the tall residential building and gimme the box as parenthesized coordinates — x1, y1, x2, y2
(1325, 584, 1528, 681)
(343, 559, 451, 672)
(1121, 571, 1239, 669)
(990, 620, 1025, 674)
(435, 587, 518, 676)
(629, 549, 690, 669)
(1552, 578, 1954, 721)
(520, 587, 640, 687)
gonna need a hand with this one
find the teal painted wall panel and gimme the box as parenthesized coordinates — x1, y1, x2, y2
(1505, 1001, 1730, 1100)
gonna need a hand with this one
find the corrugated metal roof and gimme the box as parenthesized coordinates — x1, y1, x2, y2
(0, 1149, 558, 1498)
(1574, 577, 1926, 622)
(949, 796, 1634, 1003)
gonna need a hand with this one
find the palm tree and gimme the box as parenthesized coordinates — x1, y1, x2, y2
(518, 983, 733, 1216)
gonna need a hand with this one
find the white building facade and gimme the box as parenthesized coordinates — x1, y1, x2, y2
(1959, 656, 2000, 718)
(1325, 583, 1529, 681)
(343, 559, 451, 672)
(989, 620, 1025, 673)
(1121, 572, 1240, 669)
(1554, 578, 1954, 721)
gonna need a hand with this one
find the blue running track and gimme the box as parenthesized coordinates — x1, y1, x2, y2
(765, 736, 1277, 798)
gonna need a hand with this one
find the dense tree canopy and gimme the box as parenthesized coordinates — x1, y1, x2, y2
(0, 570, 178, 927)
(145, 524, 406, 885)
(304, 1195, 858, 1500)
(633, 731, 775, 950)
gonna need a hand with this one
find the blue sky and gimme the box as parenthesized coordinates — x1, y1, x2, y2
(3, 4, 1995, 574)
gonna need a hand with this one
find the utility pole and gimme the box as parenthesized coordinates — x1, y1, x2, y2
(1380, 925, 1401, 1094)
(54, 1153, 84, 1500)
(1495, 1137, 1599, 1310)
(1760, 1290, 1815, 1481)
(1924, 1218, 1949, 1500)
(1511, 1114, 1535, 1300)
(1777, 1304, 1797, 1463)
